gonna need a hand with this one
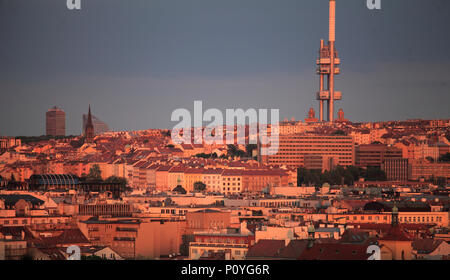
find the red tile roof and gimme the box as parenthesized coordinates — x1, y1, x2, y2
(246, 240, 285, 258)
(412, 239, 446, 254)
(40, 228, 90, 246)
(379, 225, 414, 241)
(298, 243, 371, 260)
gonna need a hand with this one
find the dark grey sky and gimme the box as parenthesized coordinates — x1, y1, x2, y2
(0, 0, 449, 136)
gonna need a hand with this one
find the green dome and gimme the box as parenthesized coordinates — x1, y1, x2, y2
(322, 183, 331, 188)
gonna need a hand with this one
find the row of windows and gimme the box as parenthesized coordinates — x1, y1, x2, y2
(191, 248, 246, 257)
(346, 216, 387, 221)
(260, 201, 300, 207)
(0, 218, 67, 225)
(204, 176, 220, 179)
(4, 244, 25, 249)
(112, 242, 134, 248)
(223, 187, 241, 192)
(205, 181, 220, 185)
(343, 215, 443, 223)
(277, 149, 353, 153)
(223, 182, 241, 186)
(400, 216, 442, 223)
(197, 238, 247, 244)
(160, 209, 188, 215)
(223, 178, 241, 181)
(189, 220, 225, 228)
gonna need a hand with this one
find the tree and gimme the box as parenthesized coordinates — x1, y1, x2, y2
(246, 144, 257, 157)
(436, 177, 446, 188)
(195, 153, 212, 158)
(105, 176, 127, 186)
(252, 210, 263, 216)
(180, 234, 195, 256)
(70, 139, 83, 149)
(426, 156, 435, 163)
(363, 166, 387, 181)
(332, 130, 346, 135)
(297, 165, 385, 187)
(297, 167, 310, 185)
(172, 185, 187, 194)
(193, 181, 207, 192)
(87, 164, 102, 181)
(438, 153, 450, 162)
(227, 144, 246, 158)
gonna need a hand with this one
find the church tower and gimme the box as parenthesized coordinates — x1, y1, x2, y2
(84, 105, 95, 143)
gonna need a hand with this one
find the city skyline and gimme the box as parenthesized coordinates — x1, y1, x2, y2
(0, 0, 449, 263)
(0, 0, 449, 136)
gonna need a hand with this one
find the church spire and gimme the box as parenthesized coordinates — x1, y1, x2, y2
(87, 105, 93, 126)
(85, 105, 95, 143)
(391, 201, 399, 227)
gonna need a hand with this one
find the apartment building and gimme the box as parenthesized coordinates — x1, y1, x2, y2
(356, 144, 403, 168)
(201, 169, 223, 193)
(263, 134, 355, 167)
(410, 159, 450, 181)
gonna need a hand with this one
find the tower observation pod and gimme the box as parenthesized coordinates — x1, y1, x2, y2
(316, 0, 342, 123)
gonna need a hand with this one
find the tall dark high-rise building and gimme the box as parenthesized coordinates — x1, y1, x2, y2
(84, 105, 95, 143)
(46, 106, 66, 136)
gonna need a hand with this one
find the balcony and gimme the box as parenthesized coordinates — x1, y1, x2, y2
(316, 67, 340, 75)
(316, 91, 342, 100)
(316, 57, 340, 65)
